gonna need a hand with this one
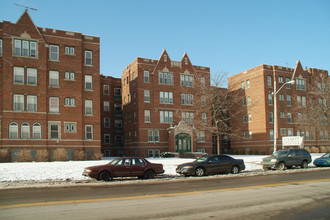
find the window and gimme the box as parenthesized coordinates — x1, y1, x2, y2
(159, 72, 173, 85)
(9, 122, 18, 139)
(297, 96, 302, 107)
(144, 90, 150, 103)
(49, 45, 59, 61)
(134, 111, 136, 122)
(65, 123, 76, 132)
(114, 88, 121, 97)
(27, 95, 37, 112)
(181, 93, 194, 105)
(249, 131, 252, 139)
(269, 112, 273, 123)
(49, 71, 59, 87)
(287, 113, 292, 123)
(287, 95, 291, 106)
(202, 113, 207, 124)
(270, 129, 274, 140)
(85, 100, 93, 115)
(248, 113, 252, 122)
(85, 51, 92, 65)
(201, 77, 206, 87)
(280, 128, 286, 136)
(33, 123, 41, 139)
(27, 68, 37, 85)
(13, 39, 37, 57)
(302, 96, 306, 107)
(114, 104, 122, 114)
(160, 91, 173, 104)
(241, 81, 245, 89)
(243, 115, 247, 123)
(148, 130, 159, 142)
(65, 98, 75, 106)
(21, 122, 30, 139)
(104, 117, 110, 128)
(268, 94, 273, 105)
(182, 112, 194, 124)
(14, 67, 24, 84)
(288, 128, 293, 136)
(180, 74, 194, 87)
(279, 94, 284, 101)
(267, 76, 272, 87)
(13, 94, 24, 111)
(115, 135, 123, 144)
(278, 76, 283, 83)
(201, 95, 206, 106)
(160, 111, 173, 123)
(144, 70, 150, 83)
(104, 101, 110, 111)
(132, 72, 136, 85)
(197, 131, 205, 142)
(0, 39, 2, 56)
(115, 119, 122, 129)
(286, 78, 292, 89)
(247, 96, 251, 105)
(49, 97, 59, 113)
(49, 123, 60, 139)
(103, 85, 110, 95)
(104, 134, 110, 144)
(296, 78, 306, 90)
(280, 112, 285, 118)
(85, 75, 93, 90)
(85, 125, 93, 140)
(246, 80, 250, 88)
(65, 46, 75, 55)
(242, 98, 246, 106)
(65, 72, 75, 80)
(144, 110, 151, 123)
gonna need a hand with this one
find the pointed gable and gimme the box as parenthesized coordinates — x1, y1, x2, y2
(15, 10, 43, 41)
(181, 52, 192, 66)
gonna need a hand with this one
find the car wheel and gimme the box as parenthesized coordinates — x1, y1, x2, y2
(195, 167, 205, 176)
(276, 162, 286, 170)
(263, 166, 271, 171)
(231, 165, 240, 174)
(301, 160, 308, 169)
(143, 170, 155, 179)
(99, 171, 111, 181)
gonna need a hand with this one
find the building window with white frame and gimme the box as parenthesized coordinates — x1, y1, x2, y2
(85, 75, 93, 90)
(65, 46, 75, 55)
(267, 76, 272, 87)
(288, 128, 293, 136)
(181, 93, 194, 105)
(200, 77, 206, 88)
(49, 123, 60, 139)
(180, 74, 194, 87)
(103, 85, 110, 95)
(85, 51, 92, 65)
(104, 134, 110, 144)
(270, 129, 274, 140)
(297, 96, 302, 107)
(302, 96, 306, 107)
(115, 119, 122, 129)
(104, 117, 110, 128)
(21, 122, 30, 139)
(287, 95, 291, 106)
(197, 131, 205, 143)
(287, 113, 292, 123)
(269, 112, 273, 123)
(280, 112, 285, 118)
(202, 113, 207, 124)
(14, 39, 37, 57)
(278, 76, 283, 83)
(9, 122, 18, 139)
(280, 128, 286, 136)
(13, 94, 24, 111)
(268, 94, 273, 105)
(242, 97, 246, 106)
(296, 78, 306, 90)
(0, 39, 2, 56)
(246, 79, 250, 88)
(27, 95, 37, 112)
(49, 71, 59, 87)
(27, 68, 37, 85)
(286, 78, 292, 89)
(65, 72, 75, 80)
(49, 97, 59, 113)
(241, 81, 245, 89)
(104, 101, 110, 111)
(85, 100, 93, 115)
(279, 94, 284, 101)
(243, 115, 247, 123)
(49, 45, 59, 61)
(65, 98, 75, 107)
(248, 130, 252, 139)
(201, 95, 206, 106)
(247, 96, 251, 105)
(148, 130, 159, 142)
(33, 123, 41, 139)
(182, 112, 194, 124)
(115, 135, 123, 144)
(159, 72, 173, 85)
(248, 113, 252, 122)
(144, 110, 151, 123)
(160, 91, 173, 104)
(64, 122, 76, 132)
(144, 70, 150, 83)
(160, 111, 173, 123)
(14, 67, 24, 84)
(144, 90, 150, 103)
(85, 125, 93, 140)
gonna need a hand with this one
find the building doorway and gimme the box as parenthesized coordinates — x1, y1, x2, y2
(175, 133, 192, 152)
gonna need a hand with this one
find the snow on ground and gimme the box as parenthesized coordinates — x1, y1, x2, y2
(0, 154, 325, 182)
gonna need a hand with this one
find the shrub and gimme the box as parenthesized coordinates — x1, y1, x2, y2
(74, 150, 86, 161)
(36, 149, 50, 162)
(91, 150, 103, 160)
(17, 149, 33, 162)
(52, 148, 68, 161)
(0, 148, 11, 162)
(311, 147, 320, 153)
(320, 146, 327, 153)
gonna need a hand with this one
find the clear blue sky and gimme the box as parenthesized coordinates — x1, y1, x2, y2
(1, 0, 329, 78)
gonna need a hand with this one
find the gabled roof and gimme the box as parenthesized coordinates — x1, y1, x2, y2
(16, 10, 45, 42)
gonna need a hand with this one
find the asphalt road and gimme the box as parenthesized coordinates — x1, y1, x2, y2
(1, 169, 330, 220)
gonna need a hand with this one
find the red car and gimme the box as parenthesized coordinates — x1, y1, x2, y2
(83, 157, 164, 181)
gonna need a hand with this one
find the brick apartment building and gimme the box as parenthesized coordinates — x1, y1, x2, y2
(100, 75, 123, 156)
(0, 11, 101, 160)
(228, 61, 329, 154)
(121, 50, 213, 157)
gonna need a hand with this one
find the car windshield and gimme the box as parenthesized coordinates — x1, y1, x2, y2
(195, 157, 209, 162)
(273, 150, 288, 156)
(108, 158, 121, 165)
(322, 153, 330, 158)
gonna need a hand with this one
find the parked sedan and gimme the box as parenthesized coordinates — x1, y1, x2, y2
(83, 157, 164, 181)
(313, 153, 330, 167)
(176, 154, 245, 177)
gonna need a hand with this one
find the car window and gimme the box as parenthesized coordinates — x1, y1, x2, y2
(196, 157, 208, 162)
(132, 158, 145, 165)
(322, 153, 330, 158)
(109, 158, 121, 165)
(219, 155, 232, 162)
(288, 149, 295, 156)
(274, 151, 288, 156)
(296, 150, 303, 156)
(209, 156, 220, 163)
(117, 158, 131, 166)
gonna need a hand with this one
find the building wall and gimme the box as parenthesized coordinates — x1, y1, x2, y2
(0, 11, 101, 160)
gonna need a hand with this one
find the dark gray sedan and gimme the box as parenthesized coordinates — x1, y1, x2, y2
(176, 155, 245, 177)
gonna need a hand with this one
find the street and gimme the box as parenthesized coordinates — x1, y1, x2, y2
(1, 170, 330, 220)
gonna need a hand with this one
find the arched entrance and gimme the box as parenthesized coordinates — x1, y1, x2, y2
(175, 133, 191, 152)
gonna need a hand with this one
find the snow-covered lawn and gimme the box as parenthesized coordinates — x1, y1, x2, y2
(0, 154, 325, 182)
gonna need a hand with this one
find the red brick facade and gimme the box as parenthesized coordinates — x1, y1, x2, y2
(0, 11, 101, 160)
(228, 61, 329, 154)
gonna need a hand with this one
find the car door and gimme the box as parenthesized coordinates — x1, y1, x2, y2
(112, 158, 132, 177)
(130, 158, 147, 177)
(206, 156, 221, 174)
(219, 155, 233, 173)
(286, 149, 296, 167)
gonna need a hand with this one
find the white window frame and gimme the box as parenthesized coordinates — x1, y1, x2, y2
(0, 39, 2, 56)
(9, 122, 18, 139)
(27, 95, 37, 112)
(197, 131, 206, 143)
(85, 51, 93, 65)
(65, 46, 75, 55)
(85, 125, 93, 140)
(160, 91, 173, 104)
(159, 72, 173, 85)
(181, 93, 194, 105)
(180, 74, 194, 87)
(104, 117, 110, 128)
(103, 85, 110, 95)
(14, 94, 24, 111)
(85, 100, 93, 115)
(144, 90, 150, 103)
(14, 66, 24, 84)
(115, 119, 122, 129)
(49, 97, 59, 113)
(49, 45, 59, 61)
(33, 123, 41, 139)
(65, 98, 75, 106)
(144, 110, 151, 123)
(27, 68, 37, 85)
(49, 71, 59, 87)
(182, 112, 194, 124)
(21, 122, 30, 139)
(144, 70, 150, 83)
(65, 72, 75, 80)
(160, 111, 173, 123)
(64, 122, 76, 132)
(148, 130, 160, 142)
(202, 113, 207, 124)
(104, 134, 110, 144)
(104, 101, 110, 111)
(49, 122, 60, 139)
(85, 75, 93, 90)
